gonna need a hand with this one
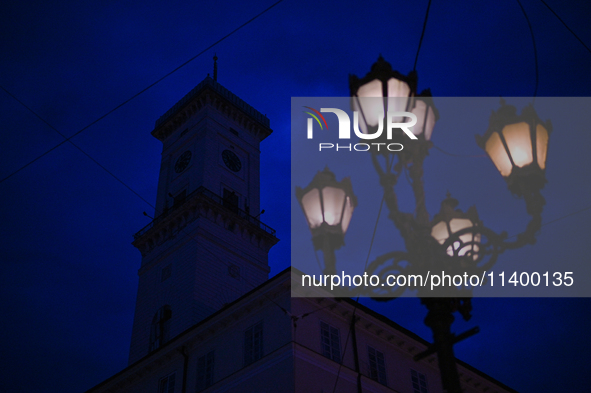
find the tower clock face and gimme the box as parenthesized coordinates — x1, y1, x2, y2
(174, 151, 192, 173)
(222, 149, 242, 172)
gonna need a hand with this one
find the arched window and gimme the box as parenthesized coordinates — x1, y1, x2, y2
(150, 306, 172, 352)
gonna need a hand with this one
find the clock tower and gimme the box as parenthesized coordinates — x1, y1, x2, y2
(128, 71, 278, 364)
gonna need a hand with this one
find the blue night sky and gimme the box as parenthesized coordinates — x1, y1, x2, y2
(1, 1, 590, 392)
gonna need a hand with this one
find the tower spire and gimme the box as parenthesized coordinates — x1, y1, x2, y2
(213, 54, 218, 82)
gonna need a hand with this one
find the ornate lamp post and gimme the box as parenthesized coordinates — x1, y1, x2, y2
(296, 58, 552, 393)
(296, 167, 357, 274)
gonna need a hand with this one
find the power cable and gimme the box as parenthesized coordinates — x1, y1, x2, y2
(4, 79, 291, 349)
(540, 204, 591, 228)
(0, 85, 155, 208)
(539, 0, 591, 56)
(506, 203, 591, 240)
(330, 160, 391, 393)
(0, 0, 285, 186)
(1, 0, 288, 316)
(413, 0, 433, 71)
(515, 0, 539, 99)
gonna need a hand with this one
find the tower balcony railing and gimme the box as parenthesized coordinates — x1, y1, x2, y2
(134, 186, 276, 239)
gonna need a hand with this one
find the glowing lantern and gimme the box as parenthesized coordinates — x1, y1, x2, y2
(296, 167, 357, 250)
(476, 101, 551, 195)
(431, 194, 481, 261)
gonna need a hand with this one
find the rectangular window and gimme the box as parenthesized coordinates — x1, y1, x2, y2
(411, 369, 428, 393)
(368, 346, 387, 385)
(244, 321, 263, 366)
(320, 321, 341, 363)
(196, 351, 214, 391)
(159, 373, 175, 393)
(173, 189, 186, 207)
(150, 306, 172, 352)
(223, 188, 239, 212)
(161, 264, 172, 282)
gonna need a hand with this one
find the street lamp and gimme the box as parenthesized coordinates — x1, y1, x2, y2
(476, 100, 552, 197)
(431, 194, 481, 262)
(349, 56, 438, 153)
(296, 58, 552, 393)
(296, 167, 357, 274)
(349, 55, 416, 136)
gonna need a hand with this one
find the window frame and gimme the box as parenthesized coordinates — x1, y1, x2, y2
(320, 321, 342, 363)
(243, 321, 264, 366)
(158, 372, 176, 393)
(196, 350, 215, 391)
(367, 345, 387, 386)
(411, 369, 429, 393)
(149, 305, 172, 352)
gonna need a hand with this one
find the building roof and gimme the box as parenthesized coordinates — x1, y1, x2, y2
(154, 76, 270, 128)
(86, 267, 517, 393)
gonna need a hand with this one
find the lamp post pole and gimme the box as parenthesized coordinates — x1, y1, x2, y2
(321, 235, 337, 275)
(423, 298, 463, 393)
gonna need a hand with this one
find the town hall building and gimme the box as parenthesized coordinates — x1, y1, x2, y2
(85, 69, 516, 393)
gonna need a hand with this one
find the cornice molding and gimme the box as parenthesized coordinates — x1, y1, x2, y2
(151, 80, 272, 142)
(132, 191, 278, 257)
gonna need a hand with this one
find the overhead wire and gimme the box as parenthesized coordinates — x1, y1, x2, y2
(413, 0, 433, 71)
(539, 0, 591, 56)
(3, 0, 591, 382)
(540, 205, 591, 228)
(328, 0, 582, 389)
(2, 83, 286, 319)
(0, 85, 156, 208)
(515, 0, 539, 99)
(330, 160, 391, 393)
(0, 0, 288, 319)
(506, 203, 591, 240)
(0, 0, 285, 186)
(1, 0, 338, 373)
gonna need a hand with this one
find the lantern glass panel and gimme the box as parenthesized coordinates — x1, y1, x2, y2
(301, 188, 323, 228)
(503, 122, 533, 168)
(353, 97, 383, 134)
(341, 196, 354, 233)
(410, 100, 426, 137)
(387, 78, 411, 121)
(449, 218, 473, 235)
(356, 80, 384, 131)
(322, 186, 346, 226)
(485, 131, 513, 177)
(424, 107, 435, 140)
(431, 221, 449, 244)
(536, 124, 549, 169)
(449, 218, 480, 260)
(410, 101, 435, 140)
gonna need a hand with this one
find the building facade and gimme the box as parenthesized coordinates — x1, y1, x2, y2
(128, 76, 278, 364)
(86, 74, 516, 393)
